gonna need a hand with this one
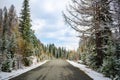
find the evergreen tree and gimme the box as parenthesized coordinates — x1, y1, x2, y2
(113, 0, 120, 60)
(0, 9, 3, 54)
(111, 0, 120, 79)
(101, 36, 118, 79)
(93, 0, 112, 67)
(0, 9, 3, 35)
(19, 0, 33, 57)
(19, 0, 31, 41)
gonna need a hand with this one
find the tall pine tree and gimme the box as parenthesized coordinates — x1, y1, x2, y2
(19, 0, 31, 41)
(19, 0, 33, 57)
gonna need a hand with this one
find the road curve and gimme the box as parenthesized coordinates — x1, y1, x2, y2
(10, 59, 93, 80)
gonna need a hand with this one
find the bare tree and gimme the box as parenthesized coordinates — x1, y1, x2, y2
(63, 0, 93, 35)
(63, 0, 112, 67)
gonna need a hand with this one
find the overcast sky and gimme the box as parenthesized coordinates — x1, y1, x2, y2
(0, 0, 79, 50)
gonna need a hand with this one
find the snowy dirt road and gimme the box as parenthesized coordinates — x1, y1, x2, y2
(10, 59, 93, 80)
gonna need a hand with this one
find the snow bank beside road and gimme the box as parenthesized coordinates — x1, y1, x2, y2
(67, 60, 111, 80)
(0, 60, 49, 80)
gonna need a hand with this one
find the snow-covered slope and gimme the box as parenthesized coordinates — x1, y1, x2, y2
(0, 60, 49, 80)
(67, 60, 111, 80)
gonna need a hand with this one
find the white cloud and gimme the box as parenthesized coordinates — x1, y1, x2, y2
(41, 0, 70, 13)
(31, 18, 46, 32)
(30, 0, 37, 4)
(30, 0, 79, 50)
(43, 1, 55, 13)
(31, 17, 79, 50)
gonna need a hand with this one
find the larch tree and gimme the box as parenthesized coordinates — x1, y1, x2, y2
(0, 5, 17, 72)
(63, 0, 94, 64)
(64, 0, 120, 79)
(2, 7, 9, 57)
(7, 5, 18, 58)
(92, 0, 113, 67)
(63, 0, 113, 67)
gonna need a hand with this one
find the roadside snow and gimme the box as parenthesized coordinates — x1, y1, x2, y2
(67, 60, 111, 80)
(0, 60, 49, 80)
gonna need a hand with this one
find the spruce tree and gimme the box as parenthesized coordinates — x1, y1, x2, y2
(112, 0, 120, 79)
(0, 9, 3, 54)
(93, 0, 112, 67)
(19, 0, 33, 57)
(19, 0, 31, 42)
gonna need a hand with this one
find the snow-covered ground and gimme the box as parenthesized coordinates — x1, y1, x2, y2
(67, 60, 111, 80)
(0, 60, 49, 80)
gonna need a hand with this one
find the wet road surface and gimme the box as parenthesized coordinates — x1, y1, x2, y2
(10, 59, 93, 80)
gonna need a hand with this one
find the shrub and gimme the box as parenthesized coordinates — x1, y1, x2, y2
(101, 57, 120, 80)
(22, 57, 33, 66)
(86, 51, 98, 70)
(1, 60, 12, 72)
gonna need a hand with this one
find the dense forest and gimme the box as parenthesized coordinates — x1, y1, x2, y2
(0, 0, 120, 80)
(0, 0, 75, 73)
(63, 0, 120, 79)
